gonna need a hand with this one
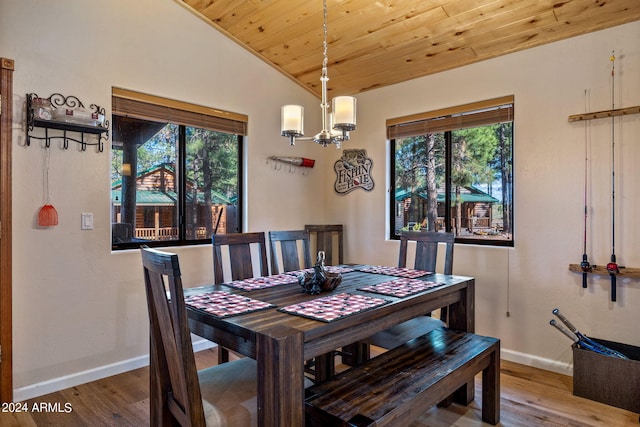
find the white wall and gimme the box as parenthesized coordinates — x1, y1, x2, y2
(1, 0, 638, 400)
(326, 22, 640, 373)
(0, 0, 331, 400)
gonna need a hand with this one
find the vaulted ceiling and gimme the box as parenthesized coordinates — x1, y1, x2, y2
(177, 0, 640, 97)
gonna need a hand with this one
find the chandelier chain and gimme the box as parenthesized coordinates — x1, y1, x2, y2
(280, 0, 356, 148)
(322, 0, 328, 78)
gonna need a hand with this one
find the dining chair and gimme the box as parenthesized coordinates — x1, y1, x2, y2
(268, 229, 337, 381)
(141, 246, 258, 426)
(305, 224, 343, 265)
(212, 232, 269, 284)
(268, 229, 313, 274)
(363, 231, 455, 350)
(306, 224, 359, 367)
(212, 232, 268, 363)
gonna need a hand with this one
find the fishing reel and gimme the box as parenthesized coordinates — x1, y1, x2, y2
(580, 255, 592, 273)
(606, 255, 619, 302)
(580, 254, 592, 289)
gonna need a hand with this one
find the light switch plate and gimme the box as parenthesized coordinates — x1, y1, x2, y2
(81, 212, 93, 230)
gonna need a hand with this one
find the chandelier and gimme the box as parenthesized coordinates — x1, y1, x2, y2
(280, 0, 357, 148)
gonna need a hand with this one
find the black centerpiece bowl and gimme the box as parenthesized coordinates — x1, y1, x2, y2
(298, 251, 342, 295)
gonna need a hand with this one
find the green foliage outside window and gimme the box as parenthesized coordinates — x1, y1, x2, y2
(111, 118, 242, 249)
(390, 101, 513, 246)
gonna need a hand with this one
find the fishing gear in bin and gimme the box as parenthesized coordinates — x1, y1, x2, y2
(549, 308, 628, 359)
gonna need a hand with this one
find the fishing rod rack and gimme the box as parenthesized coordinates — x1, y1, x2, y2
(568, 105, 640, 122)
(567, 99, 640, 282)
(569, 264, 640, 279)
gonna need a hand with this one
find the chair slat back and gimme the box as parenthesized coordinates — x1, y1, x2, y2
(141, 246, 205, 426)
(268, 230, 312, 274)
(398, 231, 455, 274)
(212, 232, 268, 284)
(305, 224, 344, 265)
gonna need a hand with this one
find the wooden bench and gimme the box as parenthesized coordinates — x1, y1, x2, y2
(305, 327, 500, 426)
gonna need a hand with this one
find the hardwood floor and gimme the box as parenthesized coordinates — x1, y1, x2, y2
(3, 347, 638, 426)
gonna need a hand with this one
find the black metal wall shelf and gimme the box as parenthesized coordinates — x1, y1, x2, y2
(26, 93, 109, 152)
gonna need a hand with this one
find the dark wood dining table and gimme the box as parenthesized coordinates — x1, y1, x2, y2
(184, 266, 475, 427)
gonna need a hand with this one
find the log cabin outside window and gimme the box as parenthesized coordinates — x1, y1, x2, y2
(110, 88, 246, 250)
(388, 96, 514, 246)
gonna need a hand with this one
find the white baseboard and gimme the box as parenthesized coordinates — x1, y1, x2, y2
(13, 355, 150, 402)
(501, 348, 574, 377)
(13, 338, 217, 402)
(14, 342, 568, 402)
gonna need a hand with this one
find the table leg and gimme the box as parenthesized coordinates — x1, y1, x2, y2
(340, 342, 370, 366)
(256, 326, 305, 427)
(312, 353, 336, 383)
(448, 279, 475, 333)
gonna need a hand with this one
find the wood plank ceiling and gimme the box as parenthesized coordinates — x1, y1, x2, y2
(177, 0, 640, 98)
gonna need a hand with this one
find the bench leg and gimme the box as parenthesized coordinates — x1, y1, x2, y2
(481, 348, 500, 425)
(452, 380, 475, 406)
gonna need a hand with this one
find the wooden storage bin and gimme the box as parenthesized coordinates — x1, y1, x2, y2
(572, 338, 640, 413)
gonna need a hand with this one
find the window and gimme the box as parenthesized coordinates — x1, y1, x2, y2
(111, 88, 246, 250)
(388, 96, 513, 246)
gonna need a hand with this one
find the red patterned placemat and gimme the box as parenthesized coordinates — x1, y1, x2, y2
(358, 265, 431, 278)
(358, 278, 443, 298)
(279, 292, 389, 322)
(286, 266, 355, 276)
(224, 274, 299, 291)
(185, 291, 274, 318)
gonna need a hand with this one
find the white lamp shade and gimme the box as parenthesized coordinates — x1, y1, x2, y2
(332, 96, 356, 127)
(281, 105, 304, 135)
